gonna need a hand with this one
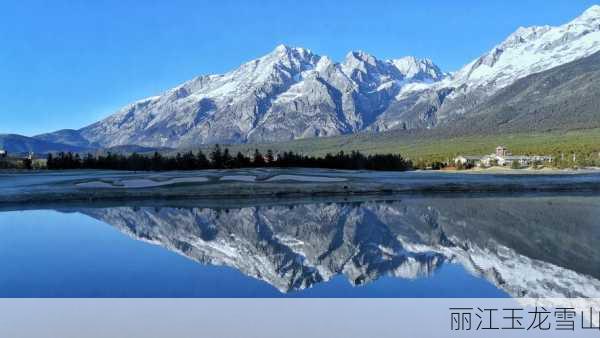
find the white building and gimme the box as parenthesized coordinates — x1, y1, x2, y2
(454, 155, 482, 167)
(0, 149, 6, 158)
(497, 155, 530, 167)
(455, 147, 553, 168)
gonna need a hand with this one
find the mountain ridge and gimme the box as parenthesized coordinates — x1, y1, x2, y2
(371, 4, 600, 131)
(72, 45, 446, 148)
(3, 5, 598, 154)
(74, 196, 600, 297)
(0, 134, 93, 154)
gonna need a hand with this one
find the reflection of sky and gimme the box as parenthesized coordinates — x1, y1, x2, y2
(0, 210, 506, 298)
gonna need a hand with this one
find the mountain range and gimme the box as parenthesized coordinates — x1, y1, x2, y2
(2, 5, 600, 153)
(72, 195, 600, 298)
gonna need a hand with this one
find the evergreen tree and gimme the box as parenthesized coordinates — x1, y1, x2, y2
(151, 152, 163, 171)
(234, 152, 251, 168)
(266, 149, 274, 166)
(42, 148, 414, 172)
(222, 148, 233, 168)
(196, 150, 210, 169)
(253, 149, 266, 167)
(210, 144, 224, 169)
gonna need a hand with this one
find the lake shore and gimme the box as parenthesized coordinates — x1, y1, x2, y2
(3, 168, 600, 204)
(441, 166, 600, 174)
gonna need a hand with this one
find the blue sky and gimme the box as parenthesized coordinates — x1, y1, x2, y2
(1, 0, 597, 136)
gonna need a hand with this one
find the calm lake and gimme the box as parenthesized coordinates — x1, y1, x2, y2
(1, 194, 599, 298)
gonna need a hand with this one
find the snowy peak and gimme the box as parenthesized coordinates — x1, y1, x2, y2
(341, 51, 445, 88)
(571, 4, 600, 24)
(341, 50, 387, 77)
(77, 44, 448, 147)
(233, 44, 320, 83)
(498, 26, 552, 50)
(162, 44, 321, 103)
(390, 56, 445, 82)
(344, 50, 378, 64)
(265, 44, 319, 67)
(452, 5, 600, 90)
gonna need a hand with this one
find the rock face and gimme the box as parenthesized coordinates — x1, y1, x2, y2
(74, 46, 445, 148)
(76, 195, 600, 297)
(440, 50, 600, 135)
(371, 5, 600, 132)
(34, 5, 600, 148)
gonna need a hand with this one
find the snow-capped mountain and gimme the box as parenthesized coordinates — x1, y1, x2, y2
(369, 5, 600, 131)
(390, 56, 446, 83)
(32, 5, 600, 150)
(74, 46, 444, 148)
(452, 4, 600, 91)
(73, 195, 600, 297)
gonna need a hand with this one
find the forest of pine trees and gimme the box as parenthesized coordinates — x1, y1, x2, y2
(46, 145, 413, 172)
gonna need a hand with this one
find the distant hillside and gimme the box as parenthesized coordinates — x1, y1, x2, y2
(33, 129, 98, 149)
(0, 134, 92, 154)
(191, 128, 600, 164)
(442, 50, 600, 135)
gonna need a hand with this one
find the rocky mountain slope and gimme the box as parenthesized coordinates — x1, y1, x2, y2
(12, 5, 600, 153)
(71, 47, 445, 148)
(74, 195, 600, 297)
(441, 49, 600, 135)
(371, 5, 600, 132)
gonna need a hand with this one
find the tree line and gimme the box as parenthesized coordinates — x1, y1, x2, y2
(46, 145, 413, 171)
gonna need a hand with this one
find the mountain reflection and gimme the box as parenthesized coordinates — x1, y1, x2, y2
(72, 195, 600, 298)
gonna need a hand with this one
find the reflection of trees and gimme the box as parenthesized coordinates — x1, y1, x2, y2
(74, 195, 600, 297)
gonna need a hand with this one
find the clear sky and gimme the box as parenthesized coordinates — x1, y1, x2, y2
(1, 0, 598, 136)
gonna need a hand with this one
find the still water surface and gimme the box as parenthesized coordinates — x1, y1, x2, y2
(1, 194, 599, 298)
